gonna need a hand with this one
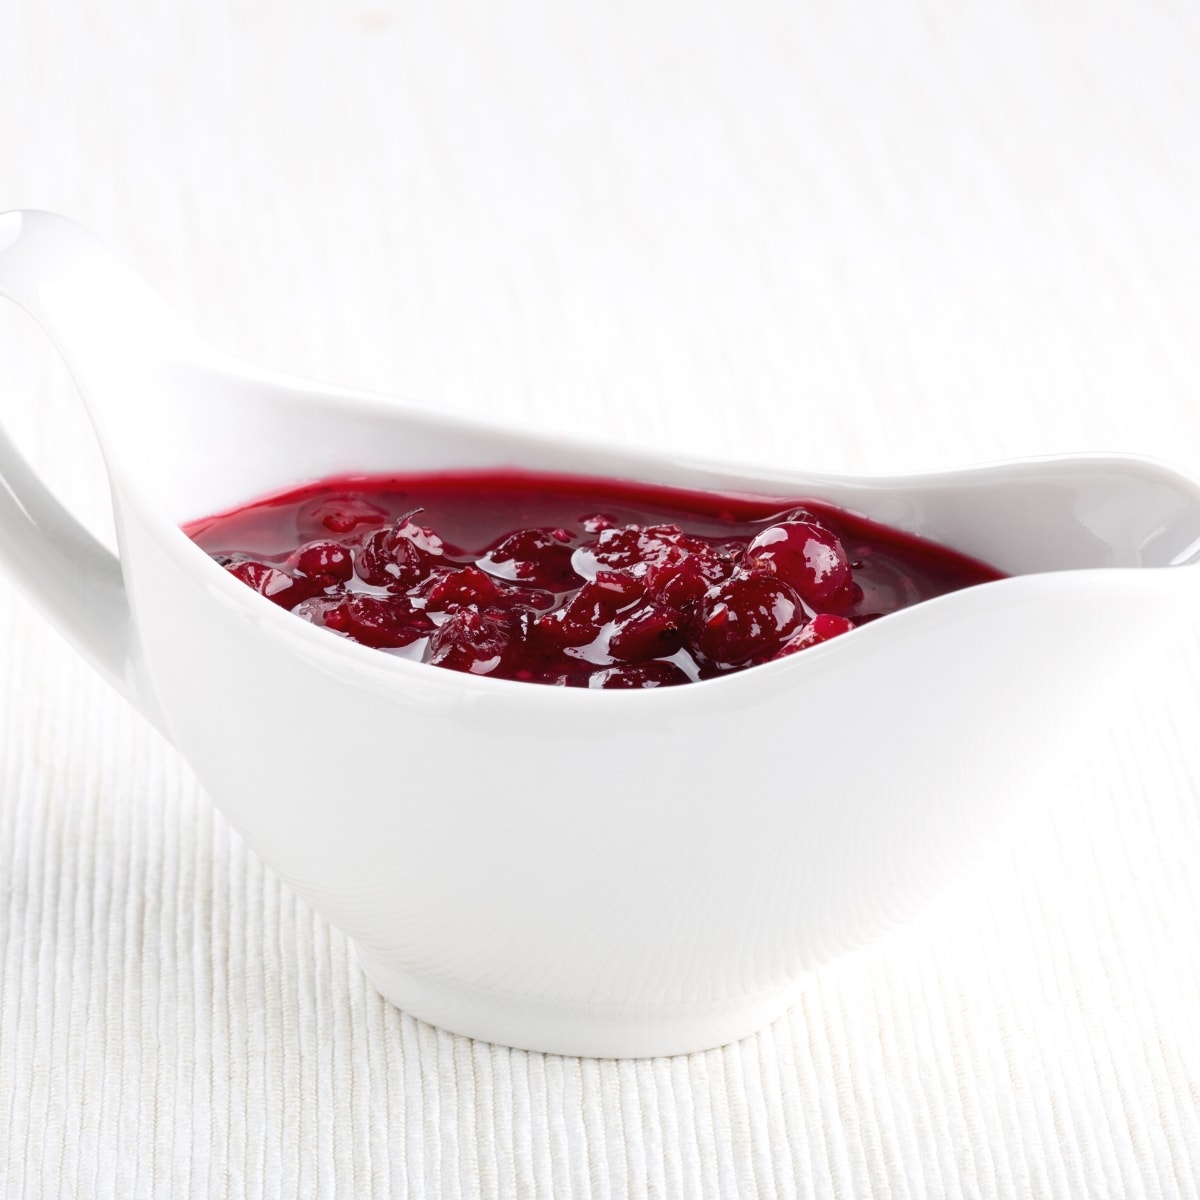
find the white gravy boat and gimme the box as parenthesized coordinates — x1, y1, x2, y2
(2, 210, 1198, 1058)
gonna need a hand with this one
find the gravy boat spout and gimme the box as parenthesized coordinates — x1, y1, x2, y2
(2, 210, 1199, 1058)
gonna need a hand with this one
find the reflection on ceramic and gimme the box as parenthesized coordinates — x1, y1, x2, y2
(1, 210, 1198, 1057)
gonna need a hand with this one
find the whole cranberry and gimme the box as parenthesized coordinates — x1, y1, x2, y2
(607, 602, 684, 663)
(323, 594, 435, 648)
(427, 607, 515, 675)
(286, 539, 354, 587)
(535, 579, 621, 648)
(589, 660, 691, 688)
(689, 572, 804, 668)
(354, 515, 445, 588)
(775, 613, 856, 658)
(745, 520, 851, 607)
(643, 556, 717, 612)
(479, 528, 579, 591)
(225, 560, 317, 610)
(591, 569, 647, 608)
(587, 523, 708, 570)
(422, 564, 500, 612)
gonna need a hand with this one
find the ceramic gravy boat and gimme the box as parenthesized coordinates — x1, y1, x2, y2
(2, 210, 1198, 1058)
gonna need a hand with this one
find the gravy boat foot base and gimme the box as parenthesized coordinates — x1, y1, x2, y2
(355, 945, 811, 1058)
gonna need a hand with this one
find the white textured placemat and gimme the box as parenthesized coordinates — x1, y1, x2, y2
(3, 2, 1200, 1196)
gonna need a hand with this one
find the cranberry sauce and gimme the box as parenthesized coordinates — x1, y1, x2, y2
(184, 470, 1005, 689)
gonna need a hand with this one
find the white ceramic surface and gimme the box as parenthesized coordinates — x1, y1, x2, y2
(2, 210, 1198, 1057)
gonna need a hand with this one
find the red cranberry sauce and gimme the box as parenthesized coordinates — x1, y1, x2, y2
(184, 471, 1004, 689)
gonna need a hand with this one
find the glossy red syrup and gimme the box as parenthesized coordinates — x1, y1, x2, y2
(184, 470, 1005, 688)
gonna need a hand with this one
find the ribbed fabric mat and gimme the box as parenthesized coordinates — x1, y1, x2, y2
(3, 2, 1200, 1196)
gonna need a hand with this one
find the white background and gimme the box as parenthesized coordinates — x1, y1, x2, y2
(2, 2, 1199, 1196)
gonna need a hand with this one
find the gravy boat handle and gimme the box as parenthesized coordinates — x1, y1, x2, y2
(0, 210, 194, 721)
